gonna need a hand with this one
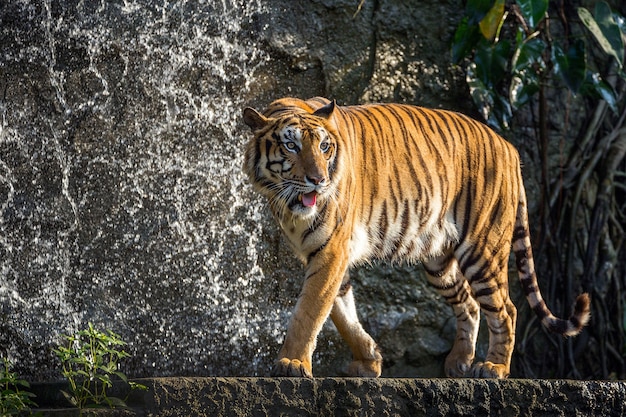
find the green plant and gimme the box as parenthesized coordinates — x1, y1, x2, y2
(0, 357, 38, 416)
(453, 0, 624, 130)
(54, 323, 147, 413)
(452, 0, 626, 378)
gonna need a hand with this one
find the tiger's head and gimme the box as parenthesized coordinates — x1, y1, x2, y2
(243, 100, 339, 220)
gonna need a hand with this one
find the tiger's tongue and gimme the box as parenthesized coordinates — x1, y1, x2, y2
(301, 191, 317, 207)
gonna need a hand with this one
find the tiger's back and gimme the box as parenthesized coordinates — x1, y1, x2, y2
(335, 102, 520, 266)
(243, 97, 590, 378)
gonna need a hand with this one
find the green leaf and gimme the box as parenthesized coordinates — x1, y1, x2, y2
(467, 62, 495, 121)
(615, 11, 626, 39)
(15, 379, 30, 388)
(479, 0, 505, 41)
(466, 62, 511, 130)
(580, 71, 618, 112)
(466, 0, 497, 25)
(511, 34, 545, 73)
(552, 40, 586, 93)
(516, 0, 548, 29)
(107, 396, 129, 408)
(60, 390, 78, 407)
(474, 38, 511, 86)
(494, 93, 513, 130)
(509, 31, 544, 109)
(113, 371, 128, 383)
(129, 381, 149, 391)
(509, 69, 540, 109)
(578, 3, 624, 69)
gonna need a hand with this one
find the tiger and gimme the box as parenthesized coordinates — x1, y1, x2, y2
(242, 96, 590, 378)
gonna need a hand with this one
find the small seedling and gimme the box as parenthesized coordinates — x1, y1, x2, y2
(0, 357, 38, 416)
(54, 323, 147, 413)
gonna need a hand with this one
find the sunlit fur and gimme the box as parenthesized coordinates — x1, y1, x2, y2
(243, 96, 590, 379)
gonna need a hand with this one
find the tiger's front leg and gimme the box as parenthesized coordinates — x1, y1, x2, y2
(330, 271, 382, 377)
(272, 247, 348, 377)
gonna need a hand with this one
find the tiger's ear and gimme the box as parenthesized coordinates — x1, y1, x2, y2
(243, 107, 269, 131)
(312, 99, 336, 119)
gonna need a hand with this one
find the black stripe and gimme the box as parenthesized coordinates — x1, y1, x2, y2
(489, 199, 503, 229)
(386, 105, 412, 150)
(305, 267, 321, 281)
(429, 277, 460, 290)
(328, 150, 338, 178)
(301, 208, 327, 241)
(264, 140, 274, 172)
(423, 266, 445, 277)
(422, 109, 450, 170)
(378, 201, 389, 244)
(401, 110, 434, 205)
(515, 249, 529, 271)
(391, 200, 409, 259)
(337, 280, 352, 297)
(457, 289, 470, 304)
(469, 264, 494, 284)
(390, 164, 401, 219)
(548, 319, 569, 334)
(356, 108, 382, 204)
(306, 238, 330, 264)
(480, 303, 503, 313)
(253, 138, 262, 174)
(370, 106, 395, 163)
(435, 111, 456, 149)
(521, 282, 538, 296)
(461, 179, 473, 240)
(400, 199, 410, 232)
(513, 225, 526, 242)
(474, 286, 496, 298)
(533, 303, 549, 320)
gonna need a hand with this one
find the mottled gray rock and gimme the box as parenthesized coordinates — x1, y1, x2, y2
(0, 0, 475, 381)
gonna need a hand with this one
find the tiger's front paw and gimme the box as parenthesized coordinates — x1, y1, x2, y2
(444, 348, 474, 377)
(271, 358, 313, 378)
(469, 361, 509, 378)
(346, 358, 382, 377)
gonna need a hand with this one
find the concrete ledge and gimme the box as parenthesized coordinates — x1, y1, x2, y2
(30, 377, 626, 416)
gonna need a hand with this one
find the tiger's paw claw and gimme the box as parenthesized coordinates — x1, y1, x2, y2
(346, 358, 382, 377)
(469, 361, 509, 378)
(445, 360, 472, 378)
(444, 347, 474, 377)
(271, 358, 313, 378)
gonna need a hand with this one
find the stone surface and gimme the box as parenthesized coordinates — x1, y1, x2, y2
(29, 377, 626, 416)
(0, 0, 508, 382)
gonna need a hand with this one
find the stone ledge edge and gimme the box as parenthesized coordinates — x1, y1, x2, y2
(30, 377, 626, 416)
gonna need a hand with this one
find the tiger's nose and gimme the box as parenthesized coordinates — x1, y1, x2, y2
(306, 175, 325, 185)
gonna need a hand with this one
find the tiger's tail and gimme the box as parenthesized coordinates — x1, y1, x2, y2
(513, 187, 591, 336)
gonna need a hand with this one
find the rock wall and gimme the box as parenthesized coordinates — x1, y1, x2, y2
(1, 0, 480, 381)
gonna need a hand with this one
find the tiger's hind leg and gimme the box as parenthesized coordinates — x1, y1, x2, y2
(424, 255, 480, 377)
(330, 271, 382, 377)
(458, 244, 517, 378)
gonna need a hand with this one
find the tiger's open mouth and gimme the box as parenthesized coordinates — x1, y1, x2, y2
(298, 191, 317, 207)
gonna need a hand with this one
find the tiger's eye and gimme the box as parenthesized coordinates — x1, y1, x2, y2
(320, 141, 330, 152)
(285, 142, 297, 152)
